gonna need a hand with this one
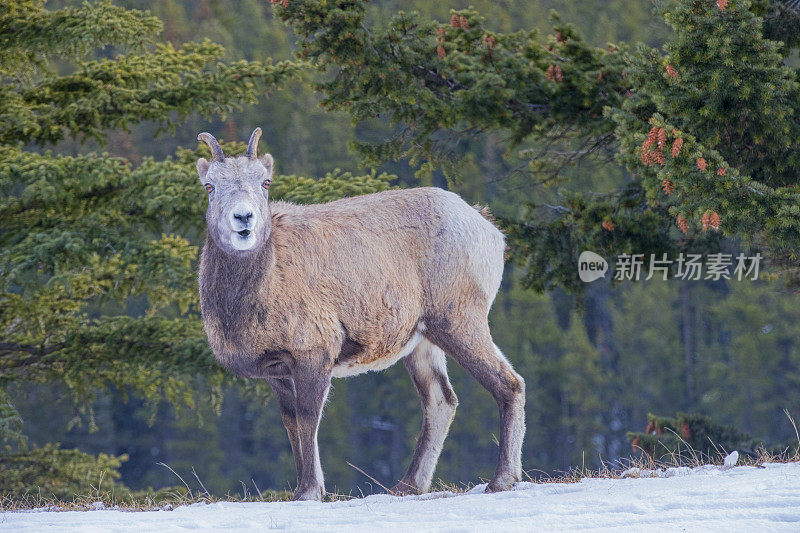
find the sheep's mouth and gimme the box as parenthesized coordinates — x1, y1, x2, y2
(229, 228, 258, 252)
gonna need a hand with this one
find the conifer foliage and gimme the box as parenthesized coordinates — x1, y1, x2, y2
(626, 412, 784, 461)
(272, 0, 630, 178)
(612, 0, 800, 268)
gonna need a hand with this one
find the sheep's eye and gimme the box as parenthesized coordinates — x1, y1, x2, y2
(204, 183, 214, 194)
(262, 178, 271, 190)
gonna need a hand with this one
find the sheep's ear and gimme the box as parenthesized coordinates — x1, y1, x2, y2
(196, 158, 210, 181)
(259, 154, 274, 176)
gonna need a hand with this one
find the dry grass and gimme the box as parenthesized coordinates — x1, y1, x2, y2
(0, 467, 354, 512)
(0, 483, 295, 513)
(541, 443, 799, 485)
(4, 451, 798, 513)
(4, 420, 798, 512)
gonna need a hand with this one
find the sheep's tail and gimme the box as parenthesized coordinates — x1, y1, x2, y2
(473, 204, 508, 260)
(473, 204, 499, 228)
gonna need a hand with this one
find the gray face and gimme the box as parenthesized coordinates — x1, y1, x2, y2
(197, 154, 274, 256)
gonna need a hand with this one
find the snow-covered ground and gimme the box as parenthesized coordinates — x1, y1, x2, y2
(3, 462, 799, 532)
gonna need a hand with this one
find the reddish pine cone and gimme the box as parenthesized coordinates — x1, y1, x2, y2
(709, 211, 721, 231)
(437, 45, 446, 59)
(640, 126, 666, 165)
(671, 137, 683, 157)
(717, 0, 729, 11)
(482, 34, 496, 49)
(657, 127, 667, 148)
(701, 210, 721, 232)
(459, 15, 469, 29)
(676, 214, 689, 234)
(662, 179, 675, 194)
(666, 65, 678, 78)
(450, 14, 459, 28)
(602, 220, 615, 231)
(545, 64, 564, 82)
(697, 157, 708, 171)
(717, 167, 726, 176)
(647, 126, 659, 144)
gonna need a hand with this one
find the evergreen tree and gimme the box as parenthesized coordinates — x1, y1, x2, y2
(611, 0, 800, 278)
(627, 411, 766, 461)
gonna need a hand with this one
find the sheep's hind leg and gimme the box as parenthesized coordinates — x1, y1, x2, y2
(427, 318, 525, 493)
(265, 377, 303, 489)
(390, 339, 458, 495)
(291, 361, 332, 501)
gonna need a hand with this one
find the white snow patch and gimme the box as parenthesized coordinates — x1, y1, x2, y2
(2, 462, 799, 532)
(620, 465, 699, 478)
(724, 450, 739, 468)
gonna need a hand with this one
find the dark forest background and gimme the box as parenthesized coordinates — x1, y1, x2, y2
(7, 0, 800, 496)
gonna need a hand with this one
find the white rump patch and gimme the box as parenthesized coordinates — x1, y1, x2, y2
(332, 325, 425, 378)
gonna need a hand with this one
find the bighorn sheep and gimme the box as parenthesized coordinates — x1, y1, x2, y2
(196, 128, 525, 501)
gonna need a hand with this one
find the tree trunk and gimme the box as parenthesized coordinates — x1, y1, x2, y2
(680, 281, 695, 411)
(582, 279, 626, 460)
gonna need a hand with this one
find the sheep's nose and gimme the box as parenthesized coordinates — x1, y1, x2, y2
(233, 211, 253, 224)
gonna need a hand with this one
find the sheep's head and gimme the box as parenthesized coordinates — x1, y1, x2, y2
(196, 128, 274, 256)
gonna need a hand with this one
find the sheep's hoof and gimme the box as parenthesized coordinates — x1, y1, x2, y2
(388, 480, 422, 496)
(292, 485, 325, 501)
(485, 473, 518, 493)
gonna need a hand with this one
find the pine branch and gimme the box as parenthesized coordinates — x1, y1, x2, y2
(0, 342, 64, 356)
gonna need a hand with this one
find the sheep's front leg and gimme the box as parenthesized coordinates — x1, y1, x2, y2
(291, 362, 332, 501)
(265, 377, 303, 488)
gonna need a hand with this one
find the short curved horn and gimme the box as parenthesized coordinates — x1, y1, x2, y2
(245, 127, 262, 159)
(197, 132, 225, 162)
